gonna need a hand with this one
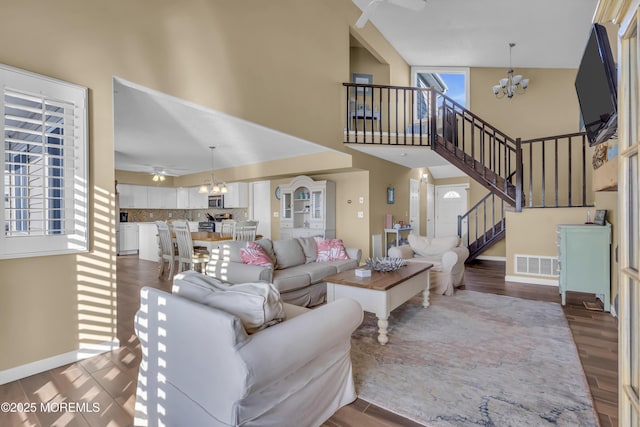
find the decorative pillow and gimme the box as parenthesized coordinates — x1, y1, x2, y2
(254, 238, 277, 265)
(296, 236, 318, 263)
(240, 241, 274, 268)
(314, 237, 350, 262)
(172, 270, 285, 334)
(272, 239, 306, 269)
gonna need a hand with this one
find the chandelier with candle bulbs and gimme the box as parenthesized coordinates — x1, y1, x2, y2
(492, 43, 529, 99)
(198, 146, 227, 194)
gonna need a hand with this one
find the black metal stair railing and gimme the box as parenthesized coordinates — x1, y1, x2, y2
(521, 132, 592, 208)
(342, 82, 591, 258)
(343, 82, 432, 146)
(430, 92, 523, 209)
(458, 191, 507, 262)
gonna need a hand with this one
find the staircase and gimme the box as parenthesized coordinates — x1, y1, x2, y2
(343, 82, 591, 260)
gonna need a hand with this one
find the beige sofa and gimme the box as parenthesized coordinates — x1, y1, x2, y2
(134, 274, 363, 426)
(388, 234, 469, 296)
(205, 237, 361, 307)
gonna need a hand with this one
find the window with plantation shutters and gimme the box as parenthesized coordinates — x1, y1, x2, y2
(1, 64, 88, 259)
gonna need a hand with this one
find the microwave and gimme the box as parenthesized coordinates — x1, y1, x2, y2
(208, 195, 224, 208)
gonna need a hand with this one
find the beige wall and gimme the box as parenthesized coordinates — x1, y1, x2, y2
(505, 207, 592, 279)
(0, 0, 411, 372)
(506, 202, 616, 303)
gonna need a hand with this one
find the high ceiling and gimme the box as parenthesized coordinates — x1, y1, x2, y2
(115, 1, 600, 178)
(114, 78, 338, 177)
(351, 0, 599, 69)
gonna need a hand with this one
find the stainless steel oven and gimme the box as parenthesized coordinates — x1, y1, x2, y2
(208, 195, 224, 208)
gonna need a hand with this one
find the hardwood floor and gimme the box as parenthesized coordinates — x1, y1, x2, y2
(0, 257, 617, 426)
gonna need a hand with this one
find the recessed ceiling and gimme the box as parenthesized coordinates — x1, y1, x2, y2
(113, 78, 339, 177)
(351, 0, 599, 68)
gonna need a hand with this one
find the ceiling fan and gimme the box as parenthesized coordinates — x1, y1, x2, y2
(354, 0, 427, 29)
(150, 167, 175, 182)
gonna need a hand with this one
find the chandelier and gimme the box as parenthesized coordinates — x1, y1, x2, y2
(492, 43, 529, 99)
(198, 146, 227, 194)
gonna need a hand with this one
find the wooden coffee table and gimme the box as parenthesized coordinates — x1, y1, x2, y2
(325, 263, 432, 345)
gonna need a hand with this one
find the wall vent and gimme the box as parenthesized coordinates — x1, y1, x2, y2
(515, 254, 559, 277)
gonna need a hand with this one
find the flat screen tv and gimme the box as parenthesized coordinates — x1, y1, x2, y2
(575, 23, 618, 146)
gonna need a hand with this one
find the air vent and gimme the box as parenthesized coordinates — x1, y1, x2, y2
(515, 254, 559, 277)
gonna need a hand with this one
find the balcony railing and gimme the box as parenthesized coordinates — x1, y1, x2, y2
(343, 82, 590, 210)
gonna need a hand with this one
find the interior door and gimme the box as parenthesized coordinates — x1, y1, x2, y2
(619, 10, 640, 426)
(249, 181, 271, 239)
(426, 183, 435, 237)
(435, 184, 468, 238)
(409, 179, 420, 234)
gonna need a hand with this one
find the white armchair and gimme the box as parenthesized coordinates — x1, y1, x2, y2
(388, 234, 469, 296)
(134, 284, 363, 426)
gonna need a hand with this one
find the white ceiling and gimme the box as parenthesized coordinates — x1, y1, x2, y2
(114, 78, 338, 177)
(114, 1, 599, 178)
(352, 0, 599, 68)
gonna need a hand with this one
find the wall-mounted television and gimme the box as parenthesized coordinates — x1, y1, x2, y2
(575, 23, 618, 146)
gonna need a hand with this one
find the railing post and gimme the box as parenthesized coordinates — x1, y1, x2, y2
(429, 88, 437, 149)
(515, 137, 523, 212)
(457, 214, 462, 238)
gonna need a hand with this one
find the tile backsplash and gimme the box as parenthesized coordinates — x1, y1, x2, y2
(120, 208, 249, 223)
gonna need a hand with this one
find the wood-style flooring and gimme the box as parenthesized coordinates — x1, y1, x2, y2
(0, 257, 618, 427)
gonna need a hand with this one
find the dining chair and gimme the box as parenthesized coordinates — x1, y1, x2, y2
(155, 221, 177, 279)
(233, 220, 259, 241)
(219, 220, 235, 238)
(173, 221, 210, 273)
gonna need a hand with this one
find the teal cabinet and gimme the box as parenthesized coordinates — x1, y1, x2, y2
(557, 223, 611, 311)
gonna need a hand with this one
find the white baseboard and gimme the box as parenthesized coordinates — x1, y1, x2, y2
(0, 339, 119, 385)
(475, 255, 506, 262)
(504, 275, 559, 287)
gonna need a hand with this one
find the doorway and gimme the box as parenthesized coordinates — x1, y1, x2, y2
(409, 179, 420, 234)
(435, 184, 468, 238)
(249, 181, 271, 239)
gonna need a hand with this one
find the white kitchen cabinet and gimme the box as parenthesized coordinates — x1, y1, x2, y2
(177, 187, 208, 209)
(224, 182, 249, 208)
(280, 176, 335, 239)
(118, 223, 139, 255)
(189, 187, 209, 209)
(138, 223, 160, 262)
(147, 186, 177, 209)
(119, 184, 149, 208)
(176, 188, 190, 209)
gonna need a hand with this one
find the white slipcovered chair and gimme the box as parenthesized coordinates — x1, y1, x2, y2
(155, 220, 176, 279)
(173, 220, 209, 273)
(233, 220, 258, 241)
(134, 272, 363, 427)
(388, 234, 469, 296)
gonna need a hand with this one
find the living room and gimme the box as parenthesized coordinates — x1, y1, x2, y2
(0, 0, 629, 425)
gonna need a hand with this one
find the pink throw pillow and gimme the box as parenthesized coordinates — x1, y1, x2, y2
(314, 237, 350, 262)
(240, 241, 274, 268)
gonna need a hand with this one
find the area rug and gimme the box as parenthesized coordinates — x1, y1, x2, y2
(350, 290, 598, 426)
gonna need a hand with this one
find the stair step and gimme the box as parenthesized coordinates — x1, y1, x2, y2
(433, 136, 517, 206)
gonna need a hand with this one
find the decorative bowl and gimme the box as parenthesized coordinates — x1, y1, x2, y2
(364, 257, 407, 272)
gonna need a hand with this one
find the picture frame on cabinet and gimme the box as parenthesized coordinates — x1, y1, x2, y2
(594, 209, 607, 226)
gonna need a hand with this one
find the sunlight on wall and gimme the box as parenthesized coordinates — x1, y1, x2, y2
(76, 185, 118, 359)
(134, 288, 168, 425)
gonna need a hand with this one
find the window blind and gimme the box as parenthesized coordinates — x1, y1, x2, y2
(1, 64, 88, 258)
